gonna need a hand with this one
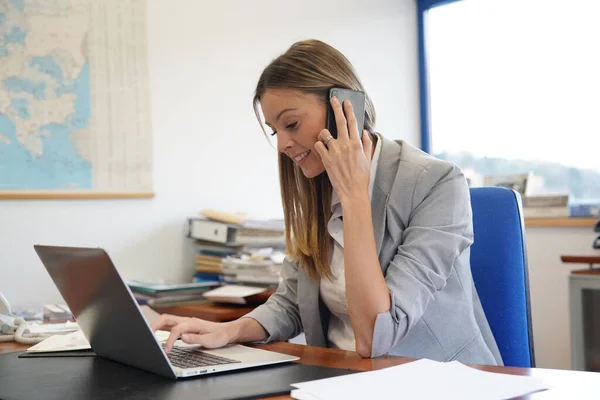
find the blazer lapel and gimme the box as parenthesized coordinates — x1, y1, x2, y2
(371, 134, 402, 259)
(298, 268, 327, 347)
(371, 184, 388, 256)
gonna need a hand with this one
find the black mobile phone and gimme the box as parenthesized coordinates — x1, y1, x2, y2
(325, 87, 366, 139)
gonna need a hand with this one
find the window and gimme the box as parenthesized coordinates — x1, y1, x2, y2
(422, 0, 600, 206)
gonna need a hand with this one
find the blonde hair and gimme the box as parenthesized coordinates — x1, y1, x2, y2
(253, 39, 376, 281)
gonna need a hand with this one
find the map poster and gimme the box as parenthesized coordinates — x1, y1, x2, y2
(0, 0, 153, 199)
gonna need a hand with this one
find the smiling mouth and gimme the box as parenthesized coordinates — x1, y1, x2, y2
(293, 150, 310, 164)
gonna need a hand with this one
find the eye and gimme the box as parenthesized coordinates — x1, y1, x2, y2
(270, 130, 277, 137)
(286, 122, 298, 130)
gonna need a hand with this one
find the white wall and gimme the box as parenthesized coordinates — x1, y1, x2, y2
(525, 227, 599, 370)
(0, 0, 420, 309)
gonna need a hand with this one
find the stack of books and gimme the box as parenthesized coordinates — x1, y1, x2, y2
(188, 210, 286, 285)
(42, 304, 73, 322)
(221, 249, 285, 288)
(570, 201, 600, 218)
(127, 280, 219, 307)
(193, 240, 242, 284)
(523, 194, 570, 218)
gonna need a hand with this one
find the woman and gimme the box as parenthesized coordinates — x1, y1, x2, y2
(152, 39, 503, 365)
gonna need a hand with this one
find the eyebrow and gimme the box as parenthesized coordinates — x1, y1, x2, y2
(265, 108, 298, 127)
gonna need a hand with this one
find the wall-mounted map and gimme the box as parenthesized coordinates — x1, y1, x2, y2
(0, 0, 152, 198)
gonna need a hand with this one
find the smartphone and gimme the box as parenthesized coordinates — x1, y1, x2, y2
(325, 87, 366, 139)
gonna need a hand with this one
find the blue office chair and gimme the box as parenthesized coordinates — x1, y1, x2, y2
(469, 186, 536, 368)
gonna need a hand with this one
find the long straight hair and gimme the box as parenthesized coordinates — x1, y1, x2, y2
(253, 39, 376, 281)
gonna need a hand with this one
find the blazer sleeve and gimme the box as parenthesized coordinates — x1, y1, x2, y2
(241, 256, 303, 343)
(370, 161, 474, 357)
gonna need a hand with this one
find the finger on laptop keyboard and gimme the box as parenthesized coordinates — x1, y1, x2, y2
(151, 314, 187, 332)
(164, 321, 191, 353)
(181, 331, 228, 349)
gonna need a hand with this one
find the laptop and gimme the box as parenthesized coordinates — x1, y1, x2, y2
(33, 245, 299, 379)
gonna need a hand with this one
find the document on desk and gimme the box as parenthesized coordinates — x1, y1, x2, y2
(27, 330, 91, 353)
(202, 285, 267, 304)
(291, 359, 550, 400)
(26, 329, 171, 353)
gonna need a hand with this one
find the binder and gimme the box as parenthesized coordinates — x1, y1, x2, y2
(188, 218, 232, 244)
(187, 218, 285, 246)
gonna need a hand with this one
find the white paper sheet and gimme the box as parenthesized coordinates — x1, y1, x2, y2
(27, 330, 90, 352)
(202, 285, 267, 304)
(26, 329, 171, 353)
(291, 359, 550, 400)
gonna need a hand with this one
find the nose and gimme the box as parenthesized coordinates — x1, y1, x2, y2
(277, 131, 294, 153)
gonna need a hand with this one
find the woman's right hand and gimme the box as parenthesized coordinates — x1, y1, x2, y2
(151, 314, 237, 354)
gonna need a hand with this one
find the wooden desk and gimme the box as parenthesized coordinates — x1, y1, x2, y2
(561, 255, 600, 270)
(149, 302, 256, 322)
(525, 217, 598, 228)
(255, 343, 600, 399)
(149, 291, 273, 322)
(0, 341, 29, 355)
(2, 341, 599, 399)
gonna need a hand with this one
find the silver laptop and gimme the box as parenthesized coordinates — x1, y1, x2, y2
(33, 245, 298, 379)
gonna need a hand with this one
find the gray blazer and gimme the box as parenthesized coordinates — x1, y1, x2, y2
(244, 136, 503, 365)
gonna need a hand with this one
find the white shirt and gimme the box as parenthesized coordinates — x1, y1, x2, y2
(319, 136, 383, 351)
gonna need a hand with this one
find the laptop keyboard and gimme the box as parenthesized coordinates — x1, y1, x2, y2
(163, 345, 241, 369)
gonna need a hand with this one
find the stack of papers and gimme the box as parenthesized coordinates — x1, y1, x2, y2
(127, 279, 219, 306)
(126, 280, 218, 294)
(291, 359, 550, 400)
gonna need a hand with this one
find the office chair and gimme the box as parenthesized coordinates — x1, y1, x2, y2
(593, 218, 600, 249)
(469, 186, 536, 368)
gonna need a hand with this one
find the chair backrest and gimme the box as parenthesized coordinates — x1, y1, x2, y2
(469, 186, 535, 368)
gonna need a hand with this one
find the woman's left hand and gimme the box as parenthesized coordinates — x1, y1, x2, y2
(314, 96, 373, 204)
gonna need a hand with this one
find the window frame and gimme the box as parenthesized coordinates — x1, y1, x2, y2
(417, 0, 600, 224)
(417, 0, 463, 153)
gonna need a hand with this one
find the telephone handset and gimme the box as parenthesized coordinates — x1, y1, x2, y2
(0, 291, 11, 315)
(0, 291, 21, 342)
(0, 292, 50, 344)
